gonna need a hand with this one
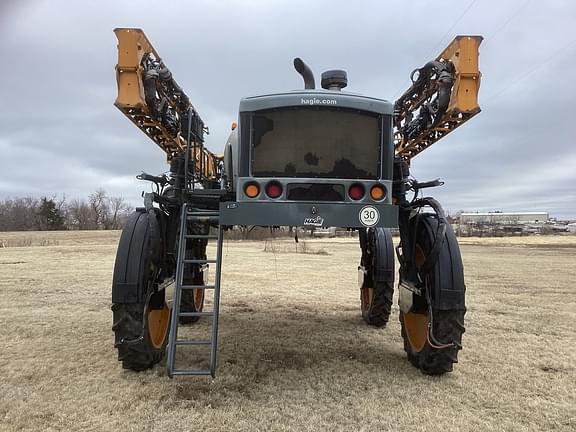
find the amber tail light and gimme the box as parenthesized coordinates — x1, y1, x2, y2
(244, 182, 260, 198)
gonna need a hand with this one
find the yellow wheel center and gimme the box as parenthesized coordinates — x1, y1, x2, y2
(361, 287, 374, 312)
(403, 312, 429, 352)
(148, 305, 170, 349)
(403, 243, 430, 353)
(193, 288, 204, 311)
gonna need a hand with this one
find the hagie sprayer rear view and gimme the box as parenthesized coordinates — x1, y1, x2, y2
(111, 28, 482, 377)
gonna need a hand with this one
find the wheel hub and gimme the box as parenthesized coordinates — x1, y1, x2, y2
(148, 305, 170, 349)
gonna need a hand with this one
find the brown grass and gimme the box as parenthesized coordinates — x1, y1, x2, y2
(263, 239, 330, 255)
(1, 231, 575, 431)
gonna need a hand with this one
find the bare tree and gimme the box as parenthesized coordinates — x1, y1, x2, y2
(106, 196, 131, 229)
(69, 199, 95, 230)
(1, 191, 131, 231)
(55, 194, 69, 227)
(0, 197, 39, 231)
(89, 189, 110, 229)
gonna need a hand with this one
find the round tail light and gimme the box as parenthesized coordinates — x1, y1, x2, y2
(265, 181, 283, 198)
(348, 183, 365, 200)
(244, 182, 260, 198)
(370, 184, 386, 201)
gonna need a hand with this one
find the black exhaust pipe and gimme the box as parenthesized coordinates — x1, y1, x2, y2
(293, 58, 315, 89)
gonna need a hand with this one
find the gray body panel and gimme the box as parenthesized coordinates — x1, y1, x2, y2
(220, 201, 398, 228)
(236, 177, 393, 204)
(240, 90, 393, 115)
(221, 90, 397, 229)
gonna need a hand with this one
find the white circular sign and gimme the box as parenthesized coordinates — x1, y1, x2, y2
(359, 206, 380, 227)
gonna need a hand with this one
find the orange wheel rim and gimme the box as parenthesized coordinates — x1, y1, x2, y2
(148, 305, 170, 349)
(361, 287, 374, 313)
(403, 311, 429, 352)
(403, 243, 429, 352)
(193, 288, 204, 311)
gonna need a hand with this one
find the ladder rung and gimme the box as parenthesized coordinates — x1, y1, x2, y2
(181, 285, 216, 290)
(178, 311, 214, 317)
(175, 340, 212, 346)
(183, 259, 217, 264)
(167, 214, 222, 378)
(171, 369, 212, 376)
(184, 235, 218, 239)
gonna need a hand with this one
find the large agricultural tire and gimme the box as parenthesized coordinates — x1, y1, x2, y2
(361, 281, 394, 328)
(359, 228, 395, 328)
(112, 301, 170, 371)
(111, 210, 171, 371)
(399, 214, 466, 375)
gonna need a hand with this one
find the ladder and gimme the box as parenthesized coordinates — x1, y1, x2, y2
(166, 203, 224, 378)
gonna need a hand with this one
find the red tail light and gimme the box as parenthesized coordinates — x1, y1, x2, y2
(348, 183, 365, 200)
(265, 181, 283, 198)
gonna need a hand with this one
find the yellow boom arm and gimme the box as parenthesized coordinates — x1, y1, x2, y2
(114, 28, 221, 181)
(394, 35, 483, 160)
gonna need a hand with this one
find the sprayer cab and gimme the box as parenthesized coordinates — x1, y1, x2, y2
(220, 58, 398, 229)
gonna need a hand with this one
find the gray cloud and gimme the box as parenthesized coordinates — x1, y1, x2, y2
(1, 0, 575, 217)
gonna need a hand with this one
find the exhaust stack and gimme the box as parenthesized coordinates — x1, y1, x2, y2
(293, 58, 315, 89)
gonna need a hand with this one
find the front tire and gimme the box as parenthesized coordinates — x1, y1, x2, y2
(400, 308, 465, 374)
(399, 214, 466, 375)
(111, 210, 170, 371)
(112, 299, 170, 371)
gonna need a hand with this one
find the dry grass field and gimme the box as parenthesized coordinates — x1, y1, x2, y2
(1, 231, 575, 431)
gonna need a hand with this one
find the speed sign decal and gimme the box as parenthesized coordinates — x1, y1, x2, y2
(359, 206, 380, 227)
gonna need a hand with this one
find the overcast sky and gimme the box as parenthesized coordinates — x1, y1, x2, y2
(1, 0, 575, 218)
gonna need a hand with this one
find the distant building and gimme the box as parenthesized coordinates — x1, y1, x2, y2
(460, 212, 549, 224)
(455, 212, 556, 236)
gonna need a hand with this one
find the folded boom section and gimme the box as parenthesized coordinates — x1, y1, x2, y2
(114, 28, 221, 183)
(394, 35, 483, 161)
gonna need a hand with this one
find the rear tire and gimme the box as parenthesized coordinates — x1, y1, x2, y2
(361, 282, 394, 327)
(359, 228, 394, 328)
(179, 221, 208, 324)
(399, 214, 466, 375)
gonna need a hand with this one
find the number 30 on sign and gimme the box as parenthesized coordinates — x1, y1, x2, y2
(359, 206, 380, 227)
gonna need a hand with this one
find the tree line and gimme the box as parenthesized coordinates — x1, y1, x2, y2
(0, 189, 132, 231)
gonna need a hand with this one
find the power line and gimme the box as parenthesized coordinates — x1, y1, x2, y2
(392, 0, 478, 100)
(484, 0, 531, 44)
(483, 37, 576, 105)
(423, 0, 479, 60)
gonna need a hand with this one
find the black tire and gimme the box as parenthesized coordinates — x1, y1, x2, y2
(360, 228, 395, 328)
(112, 300, 170, 371)
(361, 281, 394, 327)
(399, 214, 466, 375)
(400, 309, 465, 375)
(112, 210, 170, 371)
(179, 221, 208, 324)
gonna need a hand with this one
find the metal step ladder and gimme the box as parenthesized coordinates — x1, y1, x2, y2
(166, 203, 224, 378)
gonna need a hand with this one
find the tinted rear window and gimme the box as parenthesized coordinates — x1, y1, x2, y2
(252, 108, 380, 178)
